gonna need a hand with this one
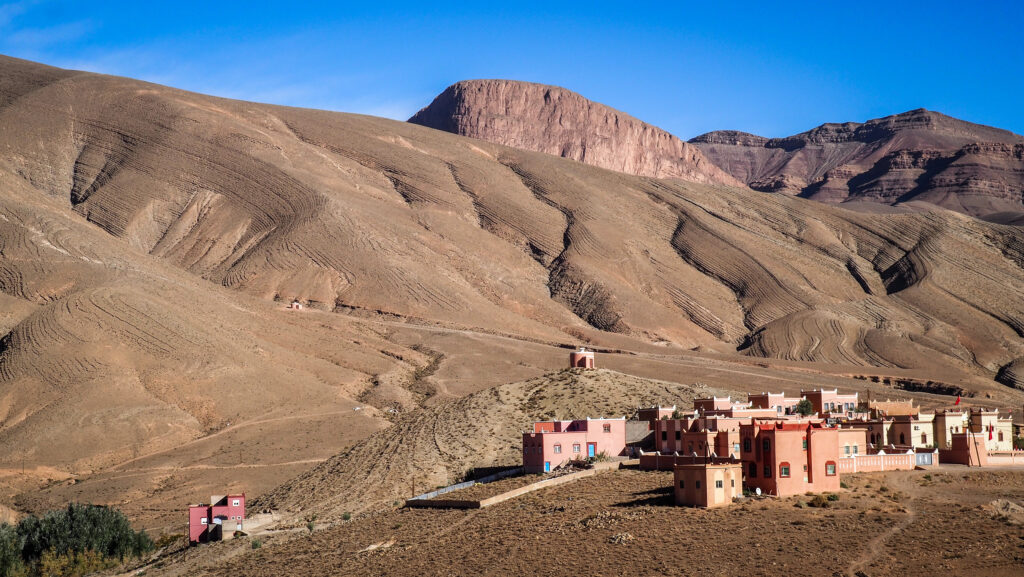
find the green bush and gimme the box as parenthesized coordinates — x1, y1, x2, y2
(826, 493, 840, 502)
(342, 512, 352, 521)
(0, 503, 152, 577)
(0, 524, 25, 577)
(251, 539, 262, 550)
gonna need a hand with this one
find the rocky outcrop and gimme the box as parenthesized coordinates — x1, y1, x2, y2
(691, 109, 1024, 222)
(409, 80, 741, 186)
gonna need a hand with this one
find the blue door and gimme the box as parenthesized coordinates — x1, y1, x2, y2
(588, 444, 596, 458)
(544, 461, 550, 472)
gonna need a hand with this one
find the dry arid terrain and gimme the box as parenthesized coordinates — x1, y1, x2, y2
(0, 54, 1023, 575)
(145, 468, 1024, 577)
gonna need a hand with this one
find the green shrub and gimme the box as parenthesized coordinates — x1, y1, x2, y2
(826, 493, 840, 502)
(809, 494, 829, 508)
(839, 481, 849, 489)
(305, 521, 314, 534)
(251, 539, 262, 550)
(342, 512, 352, 521)
(1, 503, 153, 576)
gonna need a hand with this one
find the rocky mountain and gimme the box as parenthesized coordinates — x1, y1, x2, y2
(2, 56, 1024, 526)
(690, 109, 1024, 222)
(408, 79, 740, 186)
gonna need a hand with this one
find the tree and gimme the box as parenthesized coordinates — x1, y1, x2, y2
(794, 399, 814, 416)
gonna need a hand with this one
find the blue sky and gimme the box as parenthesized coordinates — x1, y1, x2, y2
(1, 1, 1022, 138)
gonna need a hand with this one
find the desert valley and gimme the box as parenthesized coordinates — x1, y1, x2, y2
(0, 47, 1023, 576)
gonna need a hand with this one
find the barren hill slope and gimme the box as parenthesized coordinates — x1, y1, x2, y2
(691, 109, 1024, 221)
(408, 79, 740, 186)
(3, 54, 1024, 395)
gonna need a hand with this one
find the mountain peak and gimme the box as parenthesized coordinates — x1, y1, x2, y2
(409, 79, 741, 186)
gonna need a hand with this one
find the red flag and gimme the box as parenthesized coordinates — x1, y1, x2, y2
(989, 425, 994, 441)
(954, 395, 961, 406)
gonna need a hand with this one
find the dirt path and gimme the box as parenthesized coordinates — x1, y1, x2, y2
(844, 475, 918, 577)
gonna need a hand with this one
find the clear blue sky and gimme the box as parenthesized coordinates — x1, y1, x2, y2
(1, 1, 1021, 138)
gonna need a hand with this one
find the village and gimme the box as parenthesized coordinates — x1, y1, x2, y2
(187, 347, 1023, 545)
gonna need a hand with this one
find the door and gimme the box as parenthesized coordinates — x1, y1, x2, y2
(588, 443, 596, 458)
(544, 461, 550, 472)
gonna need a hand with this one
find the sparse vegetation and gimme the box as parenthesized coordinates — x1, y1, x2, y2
(342, 512, 352, 521)
(0, 503, 152, 577)
(251, 539, 262, 550)
(793, 399, 814, 416)
(808, 494, 829, 508)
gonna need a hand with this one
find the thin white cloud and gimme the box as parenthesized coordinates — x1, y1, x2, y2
(3, 19, 92, 49)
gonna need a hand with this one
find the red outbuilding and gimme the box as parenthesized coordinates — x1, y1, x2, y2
(189, 494, 246, 544)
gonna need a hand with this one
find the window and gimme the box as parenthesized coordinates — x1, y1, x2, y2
(662, 431, 668, 441)
(763, 465, 771, 478)
(232, 499, 240, 507)
(999, 432, 1005, 442)
(844, 445, 850, 455)
(731, 479, 735, 487)
(852, 445, 858, 455)
(679, 480, 685, 488)
(779, 463, 790, 477)
(715, 480, 723, 489)
(201, 517, 208, 526)
(573, 444, 581, 453)
(748, 462, 757, 478)
(743, 438, 751, 452)
(603, 423, 611, 433)
(922, 433, 928, 444)
(553, 444, 562, 454)
(675, 431, 681, 440)
(825, 462, 836, 476)
(696, 480, 701, 489)
(762, 439, 771, 453)
(803, 464, 807, 472)
(733, 443, 741, 454)
(802, 438, 807, 450)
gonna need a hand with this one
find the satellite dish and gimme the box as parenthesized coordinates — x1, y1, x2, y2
(755, 487, 762, 496)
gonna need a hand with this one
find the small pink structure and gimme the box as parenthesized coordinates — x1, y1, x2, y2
(523, 418, 626, 473)
(747, 392, 802, 415)
(569, 347, 595, 369)
(674, 460, 743, 508)
(189, 494, 246, 544)
(801, 388, 859, 418)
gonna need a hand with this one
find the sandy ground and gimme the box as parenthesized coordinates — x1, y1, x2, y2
(121, 467, 1024, 577)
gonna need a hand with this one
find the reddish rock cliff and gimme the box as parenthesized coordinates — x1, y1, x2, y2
(409, 80, 741, 186)
(691, 109, 1024, 222)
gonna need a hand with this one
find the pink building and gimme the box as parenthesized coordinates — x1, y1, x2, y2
(189, 494, 246, 544)
(674, 460, 743, 508)
(802, 388, 859, 418)
(740, 422, 840, 497)
(569, 348, 595, 369)
(748, 392, 802, 415)
(522, 418, 626, 473)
